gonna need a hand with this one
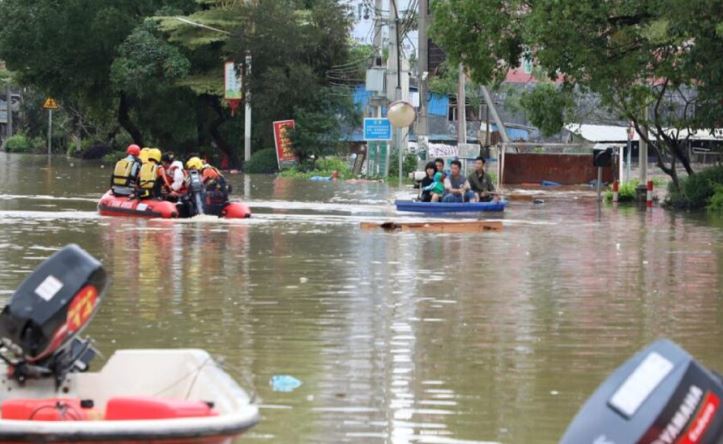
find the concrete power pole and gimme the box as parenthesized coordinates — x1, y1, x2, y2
(244, 51, 252, 164)
(480, 85, 510, 188)
(374, 0, 383, 63)
(417, 0, 428, 137)
(457, 64, 466, 144)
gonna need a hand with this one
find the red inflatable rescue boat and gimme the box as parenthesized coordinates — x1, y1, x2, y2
(97, 191, 251, 219)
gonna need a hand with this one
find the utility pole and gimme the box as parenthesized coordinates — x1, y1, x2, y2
(385, 0, 401, 179)
(417, 0, 428, 137)
(480, 86, 510, 187)
(244, 51, 252, 164)
(457, 64, 466, 145)
(374, 0, 383, 63)
(391, 0, 403, 183)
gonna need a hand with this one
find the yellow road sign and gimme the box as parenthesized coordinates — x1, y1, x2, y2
(43, 97, 59, 109)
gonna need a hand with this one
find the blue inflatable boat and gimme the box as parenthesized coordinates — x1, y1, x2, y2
(395, 200, 507, 213)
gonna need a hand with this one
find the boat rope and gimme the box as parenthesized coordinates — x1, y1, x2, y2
(150, 355, 214, 398)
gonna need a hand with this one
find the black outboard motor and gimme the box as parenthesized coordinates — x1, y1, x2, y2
(187, 169, 206, 216)
(561, 339, 723, 444)
(0, 244, 107, 388)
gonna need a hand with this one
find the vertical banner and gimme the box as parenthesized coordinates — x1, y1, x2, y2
(224, 61, 242, 100)
(273, 120, 298, 169)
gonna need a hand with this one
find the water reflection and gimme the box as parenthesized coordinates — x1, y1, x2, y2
(0, 153, 721, 443)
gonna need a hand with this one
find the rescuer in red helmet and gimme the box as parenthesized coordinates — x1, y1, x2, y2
(110, 144, 142, 196)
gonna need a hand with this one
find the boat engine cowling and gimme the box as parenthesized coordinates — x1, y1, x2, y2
(561, 339, 723, 444)
(0, 244, 107, 385)
(187, 169, 206, 216)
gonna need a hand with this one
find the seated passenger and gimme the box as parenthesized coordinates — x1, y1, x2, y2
(137, 148, 164, 199)
(110, 144, 142, 197)
(161, 153, 186, 197)
(422, 171, 445, 203)
(467, 156, 496, 202)
(442, 160, 477, 203)
(434, 158, 448, 181)
(419, 162, 437, 202)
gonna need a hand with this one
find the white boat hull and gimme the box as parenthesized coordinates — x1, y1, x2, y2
(0, 349, 259, 443)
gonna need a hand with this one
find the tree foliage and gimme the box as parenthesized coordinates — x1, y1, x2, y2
(0, 0, 360, 167)
(519, 84, 575, 137)
(227, 0, 359, 161)
(431, 0, 723, 189)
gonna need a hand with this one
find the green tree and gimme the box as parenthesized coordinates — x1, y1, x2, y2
(431, 0, 723, 190)
(158, 0, 359, 165)
(0, 0, 197, 147)
(519, 84, 575, 137)
(228, 0, 358, 160)
(0, 0, 360, 167)
(291, 86, 358, 164)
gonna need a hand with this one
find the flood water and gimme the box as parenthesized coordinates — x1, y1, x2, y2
(0, 152, 722, 443)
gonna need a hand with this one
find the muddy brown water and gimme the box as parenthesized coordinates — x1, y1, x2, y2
(0, 153, 721, 443)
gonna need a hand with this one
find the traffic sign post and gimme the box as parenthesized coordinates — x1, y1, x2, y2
(43, 98, 59, 157)
(363, 118, 392, 141)
(47, 109, 52, 156)
(364, 118, 392, 177)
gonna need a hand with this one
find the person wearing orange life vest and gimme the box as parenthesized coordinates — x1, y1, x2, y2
(185, 157, 223, 184)
(185, 157, 230, 215)
(110, 144, 142, 196)
(136, 148, 165, 199)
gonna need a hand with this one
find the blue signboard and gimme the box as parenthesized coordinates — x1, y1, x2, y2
(364, 118, 392, 141)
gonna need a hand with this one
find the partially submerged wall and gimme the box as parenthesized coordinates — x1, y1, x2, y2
(503, 153, 615, 185)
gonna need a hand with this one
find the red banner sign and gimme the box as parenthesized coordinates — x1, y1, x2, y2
(273, 120, 298, 169)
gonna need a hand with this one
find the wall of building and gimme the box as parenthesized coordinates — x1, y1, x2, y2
(503, 153, 615, 185)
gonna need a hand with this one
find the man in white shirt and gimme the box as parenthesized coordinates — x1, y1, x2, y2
(161, 153, 186, 196)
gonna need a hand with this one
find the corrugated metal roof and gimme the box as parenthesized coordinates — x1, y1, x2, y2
(565, 124, 637, 142)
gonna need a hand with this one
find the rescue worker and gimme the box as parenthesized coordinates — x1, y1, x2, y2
(185, 157, 229, 216)
(137, 148, 164, 199)
(185, 156, 223, 185)
(162, 153, 186, 198)
(139, 147, 151, 164)
(110, 144, 142, 196)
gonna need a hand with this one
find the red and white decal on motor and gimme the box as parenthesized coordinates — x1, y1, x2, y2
(677, 392, 720, 444)
(650, 385, 703, 444)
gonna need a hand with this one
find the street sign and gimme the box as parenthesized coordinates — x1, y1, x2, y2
(224, 61, 242, 100)
(273, 120, 298, 169)
(364, 118, 392, 141)
(43, 98, 59, 109)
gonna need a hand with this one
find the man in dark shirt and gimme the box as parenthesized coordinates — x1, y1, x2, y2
(468, 156, 496, 202)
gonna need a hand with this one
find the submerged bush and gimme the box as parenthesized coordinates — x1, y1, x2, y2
(666, 165, 723, 210)
(388, 150, 418, 180)
(245, 148, 279, 174)
(4, 134, 31, 153)
(278, 155, 352, 179)
(707, 185, 723, 213)
(604, 179, 639, 203)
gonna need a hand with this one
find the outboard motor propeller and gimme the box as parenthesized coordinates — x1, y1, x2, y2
(187, 169, 206, 216)
(0, 244, 107, 388)
(561, 339, 723, 444)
